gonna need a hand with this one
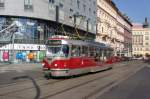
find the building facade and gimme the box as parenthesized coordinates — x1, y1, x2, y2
(132, 23, 150, 57)
(96, 0, 132, 57)
(0, 0, 97, 40)
(0, 0, 97, 63)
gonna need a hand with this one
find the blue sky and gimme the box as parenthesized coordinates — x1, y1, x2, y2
(113, 0, 150, 23)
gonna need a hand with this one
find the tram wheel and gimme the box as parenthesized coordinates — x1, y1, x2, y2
(44, 74, 51, 79)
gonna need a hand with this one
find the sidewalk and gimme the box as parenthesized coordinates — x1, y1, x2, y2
(0, 62, 42, 69)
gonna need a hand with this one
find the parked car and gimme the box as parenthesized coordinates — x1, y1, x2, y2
(121, 56, 132, 61)
(132, 57, 143, 60)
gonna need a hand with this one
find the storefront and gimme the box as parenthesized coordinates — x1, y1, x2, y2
(0, 44, 46, 63)
(0, 16, 95, 63)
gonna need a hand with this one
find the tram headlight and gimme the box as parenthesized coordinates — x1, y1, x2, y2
(54, 64, 58, 67)
(42, 63, 45, 66)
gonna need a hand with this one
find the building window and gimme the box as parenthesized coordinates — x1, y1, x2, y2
(134, 48, 136, 51)
(24, 0, 33, 10)
(0, 0, 4, 8)
(145, 42, 149, 45)
(70, 0, 73, 5)
(77, 0, 80, 9)
(59, 3, 63, 8)
(145, 32, 149, 35)
(93, 1, 96, 5)
(145, 48, 149, 51)
(102, 27, 104, 33)
(70, 8, 73, 13)
(89, 8, 91, 12)
(93, 11, 96, 14)
(145, 36, 149, 40)
(49, 0, 55, 4)
(83, 4, 86, 11)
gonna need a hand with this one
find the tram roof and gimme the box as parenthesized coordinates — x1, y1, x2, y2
(48, 37, 111, 49)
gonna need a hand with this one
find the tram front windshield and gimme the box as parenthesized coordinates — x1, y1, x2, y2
(46, 45, 69, 58)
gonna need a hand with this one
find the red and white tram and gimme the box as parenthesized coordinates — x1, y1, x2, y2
(42, 36, 115, 77)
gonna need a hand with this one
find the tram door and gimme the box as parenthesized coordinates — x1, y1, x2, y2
(69, 45, 82, 68)
(81, 46, 92, 66)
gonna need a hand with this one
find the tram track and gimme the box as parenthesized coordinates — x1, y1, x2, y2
(0, 61, 127, 89)
(41, 62, 143, 99)
(41, 73, 112, 99)
(0, 66, 113, 97)
(0, 71, 111, 97)
(0, 76, 44, 88)
(82, 81, 115, 99)
(82, 62, 145, 99)
(0, 78, 66, 96)
(0, 61, 142, 99)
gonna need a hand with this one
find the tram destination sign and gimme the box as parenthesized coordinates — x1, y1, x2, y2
(47, 40, 62, 45)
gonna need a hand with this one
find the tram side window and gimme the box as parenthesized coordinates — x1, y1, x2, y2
(99, 49, 103, 60)
(94, 47, 99, 61)
(105, 50, 112, 60)
(89, 46, 96, 57)
(82, 46, 88, 56)
(71, 45, 81, 57)
(110, 50, 114, 56)
(62, 45, 69, 57)
(107, 50, 111, 58)
(106, 50, 113, 59)
(103, 50, 107, 61)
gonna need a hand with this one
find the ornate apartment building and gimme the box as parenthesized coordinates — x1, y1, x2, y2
(132, 22, 150, 57)
(96, 0, 132, 56)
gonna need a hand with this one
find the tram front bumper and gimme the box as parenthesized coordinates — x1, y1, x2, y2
(43, 68, 51, 76)
(50, 69, 69, 77)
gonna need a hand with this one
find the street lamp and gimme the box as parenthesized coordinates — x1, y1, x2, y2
(55, 5, 59, 36)
(72, 13, 86, 27)
(10, 25, 18, 63)
(0, 22, 18, 63)
(86, 18, 90, 37)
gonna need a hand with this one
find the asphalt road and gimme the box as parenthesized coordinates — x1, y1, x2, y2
(0, 63, 43, 85)
(0, 61, 149, 99)
(98, 66, 150, 99)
